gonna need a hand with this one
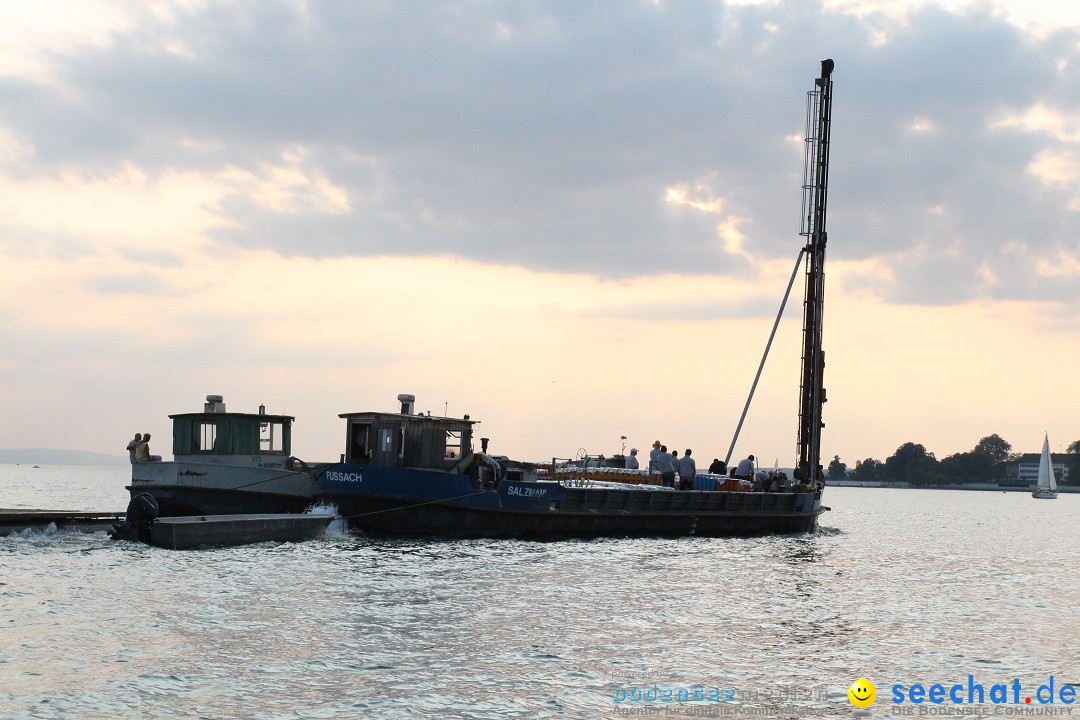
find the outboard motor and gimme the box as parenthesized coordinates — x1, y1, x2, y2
(109, 493, 160, 543)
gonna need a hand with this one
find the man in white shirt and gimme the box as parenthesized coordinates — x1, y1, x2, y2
(735, 454, 755, 480)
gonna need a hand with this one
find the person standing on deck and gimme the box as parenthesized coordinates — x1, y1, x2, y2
(708, 458, 726, 475)
(648, 441, 662, 478)
(678, 449, 696, 490)
(625, 448, 640, 470)
(654, 445, 676, 487)
(735, 454, 755, 480)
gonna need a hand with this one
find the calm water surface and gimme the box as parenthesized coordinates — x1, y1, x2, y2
(1, 464, 1078, 720)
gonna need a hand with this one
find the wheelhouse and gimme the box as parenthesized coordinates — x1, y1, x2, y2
(169, 395, 293, 464)
(340, 394, 476, 470)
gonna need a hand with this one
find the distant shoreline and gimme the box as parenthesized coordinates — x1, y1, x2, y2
(0, 449, 129, 466)
(827, 480, 1077, 493)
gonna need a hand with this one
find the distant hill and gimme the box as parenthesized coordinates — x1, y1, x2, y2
(0, 449, 130, 465)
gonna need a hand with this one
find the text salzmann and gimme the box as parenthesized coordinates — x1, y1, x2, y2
(507, 486, 547, 497)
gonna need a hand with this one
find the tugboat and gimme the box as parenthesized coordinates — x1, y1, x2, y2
(109, 492, 334, 549)
(126, 395, 318, 516)
(315, 60, 836, 539)
(314, 393, 822, 538)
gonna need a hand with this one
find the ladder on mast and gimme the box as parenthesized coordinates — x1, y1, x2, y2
(796, 58, 834, 485)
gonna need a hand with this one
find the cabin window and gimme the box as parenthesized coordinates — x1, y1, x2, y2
(196, 421, 216, 452)
(379, 428, 393, 453)
(350, 422, 371, 462)
(260, 421, 284, 453)
(446, 430, 462, 459)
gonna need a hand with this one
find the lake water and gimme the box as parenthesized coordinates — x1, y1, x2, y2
(1, 464, 1078, 720)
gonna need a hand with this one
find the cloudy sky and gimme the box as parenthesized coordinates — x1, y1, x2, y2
(2, 0, 1079, 468)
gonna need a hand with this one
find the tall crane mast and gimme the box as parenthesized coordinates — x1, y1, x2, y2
(796, 59, 834, 485)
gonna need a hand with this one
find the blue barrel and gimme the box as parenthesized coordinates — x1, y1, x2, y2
(693, 475, 716, 491)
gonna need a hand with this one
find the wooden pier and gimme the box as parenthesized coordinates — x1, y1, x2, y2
(0, 510, 125, 536)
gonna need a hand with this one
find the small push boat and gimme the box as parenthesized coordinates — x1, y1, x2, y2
(146, 513, 334, 549)
(110, 493, 334, 549)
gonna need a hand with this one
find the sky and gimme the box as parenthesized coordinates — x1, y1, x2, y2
(2, 0, 1080, 468)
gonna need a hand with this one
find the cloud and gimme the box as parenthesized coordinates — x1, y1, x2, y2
(2, 0, 1080, 310)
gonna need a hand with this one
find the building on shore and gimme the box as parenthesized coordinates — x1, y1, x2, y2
(1015, 452, 1072, 486)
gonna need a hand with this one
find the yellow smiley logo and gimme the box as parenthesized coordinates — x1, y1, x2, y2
(848, 678, 876, 708)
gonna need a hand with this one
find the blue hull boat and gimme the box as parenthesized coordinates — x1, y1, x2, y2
(316, 465, 823, 538)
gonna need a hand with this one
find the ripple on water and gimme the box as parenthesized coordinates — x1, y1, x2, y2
(2, 473, 1079, 719)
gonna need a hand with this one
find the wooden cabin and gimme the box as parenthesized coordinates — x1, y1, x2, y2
(170, 395, 293, 465)
(340, 394, 475, 470)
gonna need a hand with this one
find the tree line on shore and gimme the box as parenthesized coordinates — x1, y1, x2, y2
(827, 434, 1080, 486)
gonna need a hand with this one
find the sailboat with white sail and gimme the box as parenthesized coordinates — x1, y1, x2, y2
(1031, 433, 1059, 499)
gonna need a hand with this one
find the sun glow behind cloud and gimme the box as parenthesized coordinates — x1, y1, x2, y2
(0, 164, 226, 244)
(0, 1, 129, 82)
(664, 184, 725, 214)
(0, 0, 210, 84)
(0, 153, 350, 251)
(821, 0, 1080, 31)
(992, 104, 1080, 143)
